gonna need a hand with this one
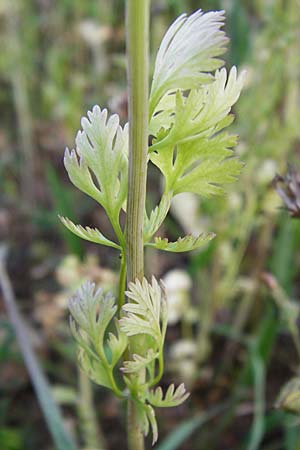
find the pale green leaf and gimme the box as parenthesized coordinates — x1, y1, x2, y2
(275, 377, 300, 413)
(120, 277, 167, 349)
(107, 319, 128, 367)
(148, 383, 190, 408)
(133, 402, 158, 446)
(144, 192, 172, 243)
(64, 105, 128, 221)
(135, 402, 150, 440)
(149, 91, 176, 137)
(173, 154, 243, 197)
(149, 68, 245, 197)
(148, 233, 215, 253)
(59, 216, 120, 250)
(150, 9, 228, 115)
(146, 404, 158, 445)
(68, 282, 119, 388)
(121, 349, 158, 374)
(63, 148, 103, 204)
(151, 67, 245, 151)
(77, 348, 112, 390)
(69, 281, 116, 344)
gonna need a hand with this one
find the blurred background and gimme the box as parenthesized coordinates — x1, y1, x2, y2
(1, 0, 300, 449)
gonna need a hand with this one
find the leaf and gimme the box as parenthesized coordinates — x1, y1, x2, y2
(69, 282, 116, 343)
(151, 67, 245, 151)
(148, 383, 190, 408)
(148, 233, 215, 253)
(133, 402, 158, 446)
(144, 192, 172, 242)
(149, 10, 228, 116)
(149, 91, 176, 137)
(150, 68, 245, 197)
(77, 348, 112, 390)
(68, 282, 119, 388)
(275, 377, 300, 414)
(59, 216, 121, 250)
(121, 349, 158, 374)
(119, 277, 167, 349)
(64, 105, 128, 221)
(135, 401, 150, 440)
(146, 404, 158, 445)
(107, 319, 128, 367)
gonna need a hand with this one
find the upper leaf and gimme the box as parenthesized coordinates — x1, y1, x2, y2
(151, 67, 245, 150)
(64, 105, 128, 221)
(119, 277, 167, 350)
(149, 9, 228, 115)
(150, 68, 245, 197)
(149, 91, 176, 137)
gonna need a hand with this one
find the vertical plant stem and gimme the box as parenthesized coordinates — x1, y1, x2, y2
(125, 0, 150, 449)
(126, 0, 149, 283)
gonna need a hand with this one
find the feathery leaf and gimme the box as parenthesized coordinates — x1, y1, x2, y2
(121, 349, 158, 374)
(120, 277, 167, 349)
(64, 105, 128, 223)
(150, 9, 228, 115)
(148, 233, 215, 253)
(148, 383, 190, 408)
(59, 216, 120, 250)
(144, 192, 172, 242)
(150, 68, 245, 197)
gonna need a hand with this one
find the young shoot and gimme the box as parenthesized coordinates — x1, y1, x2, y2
(62, 7, 245, 447)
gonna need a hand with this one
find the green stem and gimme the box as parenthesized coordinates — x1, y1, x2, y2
(118, 249, 127, 312)
(108, 210, 126, 249)
(125, 0, 150, 449)
(93, 337, 124, 398)
(149, 349, 164, 387)
(126, 1, 149, 282)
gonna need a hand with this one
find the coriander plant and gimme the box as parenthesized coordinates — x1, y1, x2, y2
(61, 2, 245, 448)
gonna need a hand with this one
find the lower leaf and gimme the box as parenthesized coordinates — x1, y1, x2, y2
(147, 233, 215, 252)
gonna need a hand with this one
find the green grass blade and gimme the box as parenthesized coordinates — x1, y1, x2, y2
(155, 403, 227, 450)
(0, 246, 78, 450)
(245, 352, 265, 450)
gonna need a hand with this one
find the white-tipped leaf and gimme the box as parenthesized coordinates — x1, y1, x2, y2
(120, 277, 167, 349)
(150, 9, 228, 114)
